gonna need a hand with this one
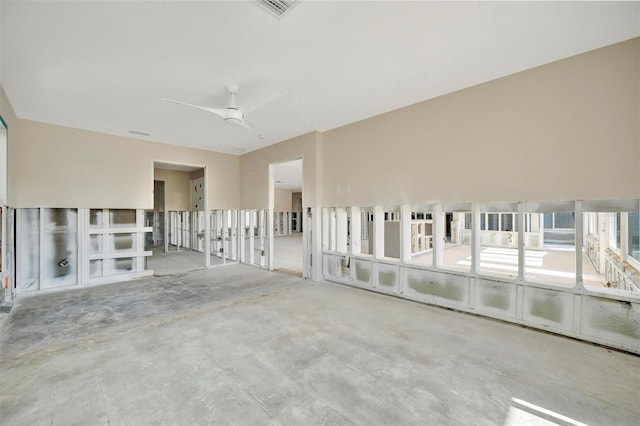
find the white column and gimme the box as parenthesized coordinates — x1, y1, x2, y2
(471, 204, 481, 274)
(78, 208, 88, 286)
(268, 208, 274, 270)
(322, 208, 329, 251)
(350, 206, 361, 256)
(336, 207, 348, 253)
(433, 204, 444, 268)
(373, 205, 385, 259)
(311, 207, 323, 281)
(517, 202, 525, 281)
(621, 211, 629, 263)
(204, 211, 211, 267)
(329, 209, 337, 251)
(231, 210, 238, 261)
(575, 201, 584, 291)
(239, 211, 245, 263)
(598, 212, 608, 273)
(249, 211, 255, 265)
(400, 205, 412, 263)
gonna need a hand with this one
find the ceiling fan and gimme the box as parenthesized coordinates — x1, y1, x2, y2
(162, 85, 280, 130)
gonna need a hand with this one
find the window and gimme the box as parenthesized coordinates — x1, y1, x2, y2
(359, 208, 374, 255)
(442, 209, 471, 273)
(501, 214, 514, 232)
(383, 208, 401, 259)
(630, 211, 640, 262)
(410, 207, 434, 267)
(478, 205, 519, 280)
(526, 208, 576, 287)
(583, 208, 639, 294)
(609, 212, 621, 251)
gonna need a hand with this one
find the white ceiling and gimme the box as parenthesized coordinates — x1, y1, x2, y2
(1, 1, 639, 154)
(273, 159, 303, 191)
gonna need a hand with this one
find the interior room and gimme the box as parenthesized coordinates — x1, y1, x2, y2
(0, 1, 638, 425)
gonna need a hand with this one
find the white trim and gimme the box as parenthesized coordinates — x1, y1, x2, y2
(89, 251, 152, 260)
(89, 227, 152, 234)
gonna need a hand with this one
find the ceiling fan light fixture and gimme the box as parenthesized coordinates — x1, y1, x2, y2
(224, 108, 244, 125)
(224, 117, 242, 126)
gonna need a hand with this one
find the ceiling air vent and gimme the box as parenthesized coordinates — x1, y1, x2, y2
(254, 0, 300, 19)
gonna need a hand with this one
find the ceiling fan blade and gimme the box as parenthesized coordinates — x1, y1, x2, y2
(162, 98, 226, 118)
(239, 119, 254, 131)
(240, 92, 282, 115)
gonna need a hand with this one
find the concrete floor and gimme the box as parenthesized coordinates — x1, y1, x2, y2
(274, 234, 303, 274)
(147, 248, 235, 276)
(1, 265, 638, 425)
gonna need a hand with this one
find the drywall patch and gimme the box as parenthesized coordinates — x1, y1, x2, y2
(530, 294, 562, 323)
(483, 291, 509, 311)
(523, 287, 573, 331)
(474, 279, 516, 318)
(324, 256, 336, 278)
(375, 263, 399, 293)
(581, 296, 639, 350)
(378, 271, 396, 287)
(404, 269, 466, 303)
(355, 260, 371, 284)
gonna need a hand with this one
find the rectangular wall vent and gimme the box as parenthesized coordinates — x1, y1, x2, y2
(254, 0, 300, 19)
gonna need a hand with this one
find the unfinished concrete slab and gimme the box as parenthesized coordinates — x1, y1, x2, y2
(0, 264, 638, 425)
(274, 233, 303, 274)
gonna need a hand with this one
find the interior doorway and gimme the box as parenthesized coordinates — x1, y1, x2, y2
(146, 162, 207, 275)
(270, 159, 303, 276)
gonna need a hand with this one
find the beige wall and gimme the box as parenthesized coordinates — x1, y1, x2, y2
(7, 116, 240, 209)
(274, 189, 293, 212)
(322, 38, 640, 207)
(3, 38, 639, 211)
(153, 169, 191, 211)
(240, 132, 320, 209)
(1, 86, 18, 206)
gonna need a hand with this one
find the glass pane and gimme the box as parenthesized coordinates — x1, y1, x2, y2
(630, 211, 640, 261)
(544, 213, 553, 229)
(110, 209, 136, 228)
(501, 214, 514, 232)
(106, 257, 136, 275)
(111, 234, 135, 252)
(464, 213, 472, 230)
(90, 209, 103, 228)
(89, 259, 103, 278)
(583, 210, 638, 294)
(554, 212, 575, 229)
(89, 234, 103, 254)
(487, 214, 499, 231)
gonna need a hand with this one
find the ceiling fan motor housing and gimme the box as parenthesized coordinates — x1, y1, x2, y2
(224, 107, 244, 125)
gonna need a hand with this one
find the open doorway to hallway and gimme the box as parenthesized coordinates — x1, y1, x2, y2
(271, 159, 303, 276)
(146, 162, 207, 275)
